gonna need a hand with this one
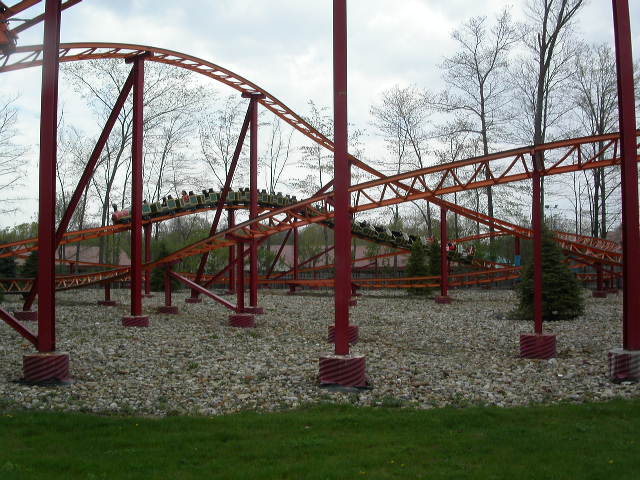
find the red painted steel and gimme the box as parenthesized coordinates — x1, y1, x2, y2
(228, 209, 236, 293)
(9, 1, 81, 36)
(97, 282, 117, 306)
(0, 307, 37, 345)
(158, 267, 179, 314)
(532, 156, 543, 335)
(332, 0, 350, 356)
(327, 325, 359, 345)
(235, 241, 246, 312)
(144, 223, 152, 296)
(243, 93, 265, 310)
(439, 206, 449, 299)
(169, 270, 236, 311)
(613, 0, 640, 351)
(266, 229, 291, 278)
(190, 101, 252, 298)
(291, 227, 299, 293)
(127, 54, 147, 319)
(36, 0, 61, 353)
(520, 334, 557, 359)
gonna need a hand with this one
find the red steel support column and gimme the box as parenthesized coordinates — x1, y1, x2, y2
(36, 0, 61, 353)
(520, 153, 556, 359)
(228, 209, 236, 294)
(608, 0, 640, 380)
(143, 222, 152, 297)
(158, 267, 178, 314)
(319, 0, 366, 388)
(122, 55, 149, 328)
(229, 241, 254, 327)
(436, 207, 451, 304)
(242, 93, 265, 314)
(514, 237, 521, 267)
(593, 263, 607, 297)
(23, 0, 70, 384)
(289, 227, 299, 294)
(98, 282, 117, 306)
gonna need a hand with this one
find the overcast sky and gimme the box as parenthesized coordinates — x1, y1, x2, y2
(1, 0, 639, 227)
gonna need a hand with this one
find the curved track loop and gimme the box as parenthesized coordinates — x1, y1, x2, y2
(1, 42, 335, 152)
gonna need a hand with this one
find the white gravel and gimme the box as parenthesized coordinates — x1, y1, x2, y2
(0, 288, 637, 415)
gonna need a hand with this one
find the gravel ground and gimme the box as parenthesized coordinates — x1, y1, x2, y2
(0, 288, 637, 416)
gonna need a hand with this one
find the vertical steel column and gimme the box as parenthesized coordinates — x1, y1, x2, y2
(332, 0, 350, 356)
(613, 0, 640, 350)
(514, 237, 521, 267)
(242, 94, 265, 312)
(290, 227, 299, 294)
(228, 209, 236, 294)
(36, 0, 61, 352)
(236, 241, 245, 312)
(123, 54, 148, 326)
(532, 156, 543, 335)
(440, 207, 448, 298)
(144, 222, 152, 296)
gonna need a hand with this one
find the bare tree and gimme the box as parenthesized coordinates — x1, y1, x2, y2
(573, 43, 620, 238)
(261, 116, 294, 195)
(198, 93, 248, 189)
(0, 95, 27, 214)
(517, 0, 586, 210)
(434, 9, 518, 249)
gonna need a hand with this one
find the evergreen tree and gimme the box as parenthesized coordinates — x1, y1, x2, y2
(426, 241, 441, 277)
(406, 240, 429, 296)
(150, 242, 179, 292)
(20, 251, 38, 278)
(0, 256, 16, 277)
(515, 228, 584, 320)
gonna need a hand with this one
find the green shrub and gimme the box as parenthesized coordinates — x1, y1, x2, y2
(514, 228, 584, 320)
(406, 240, 429, 296)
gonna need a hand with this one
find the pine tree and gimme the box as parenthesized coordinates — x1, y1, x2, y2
(0, 256, 16, 278)
(150, 242, 179, 292)
(20, 251, 38, 278)
(406, 240, 429, 296)
(515, 228, 584, 320)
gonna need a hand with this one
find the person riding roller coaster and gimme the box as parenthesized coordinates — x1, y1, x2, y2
(0, 20, 17, 56)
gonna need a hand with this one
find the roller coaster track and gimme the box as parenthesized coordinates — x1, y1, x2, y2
(0, 42, 628, 290)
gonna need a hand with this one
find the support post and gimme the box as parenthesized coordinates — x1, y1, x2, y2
(98, 282, 117, 306)
(520, 153, 555, 359)
(243, 92, 265, 315)
(227, 209, 236, 294)
(288, 227, 299, 294)
(319, 0, 365, 388)
(143, 222, 153, 297)
(122, 54, 149, 328)
(514, 237, 521, 267)
(23, 0, 70, 384)
(436, 206, 451, 304)
(229, 241, 255, 327)
(608, 0, 640, 381)
(158, 266, 178, 314)
(593, 263, 607, 297)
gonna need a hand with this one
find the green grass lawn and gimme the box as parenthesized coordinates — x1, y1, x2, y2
(1, 399, 639, 479)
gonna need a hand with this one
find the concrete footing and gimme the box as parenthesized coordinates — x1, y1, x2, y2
(97, 300, 117, 306)
(122, 315, 150, 327)
(185, 297, 203, 304)
(318, 354, 367, 387)
(608, 348, 640, 382)
(243, 306, 264, 315)
(13, 310, 38, 321)
(435, 295, 452, 304)
(520, 334, 556, 359)
(157, 306, 179, 314)
(229, 313, 255, 328)
(327, 325, 359, 344)
(23, 352, 70, 384)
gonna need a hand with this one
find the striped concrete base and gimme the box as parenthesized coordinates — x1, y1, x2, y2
(229, 313, 255, 328)
(243, 306, 264, 315)
(185, 297, 203, 304)
(608, 348, 640, 382)
(327, 325, 359, 344)
(435, 295, 452, 304)
(157, 306, 179, 314)
(122, 315, 150, 327)
(520, 334, 556, 359)
(23, 352, 70, 384)
(319, 354, 366, 387)
(97, 300, 117, 306)
(13, 310, 38, 322)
